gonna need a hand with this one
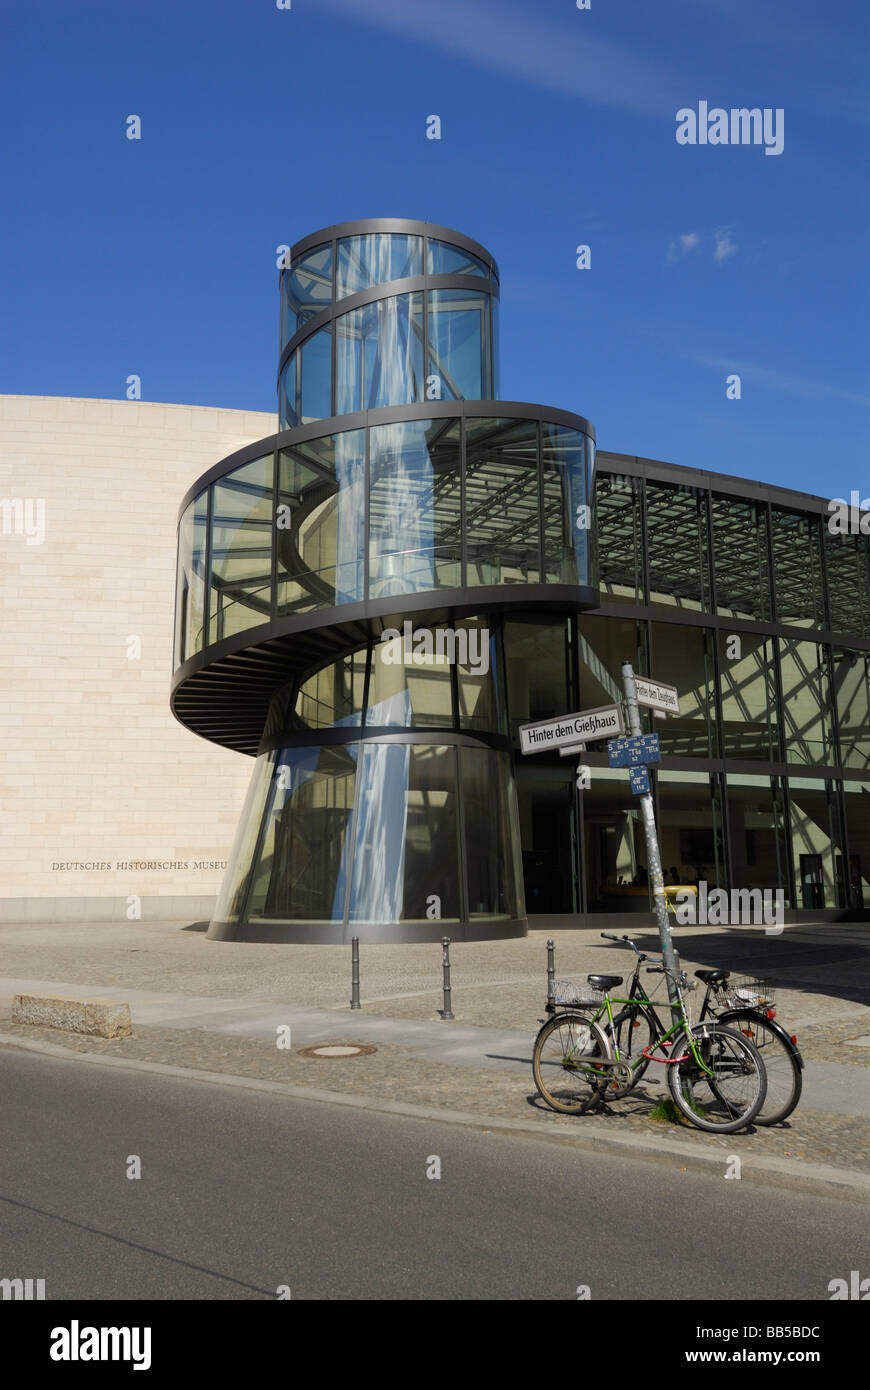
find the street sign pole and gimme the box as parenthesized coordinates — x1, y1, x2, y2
(621, 661, 682, 1005)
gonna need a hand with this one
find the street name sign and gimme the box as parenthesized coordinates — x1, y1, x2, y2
(633, 677, 680, 716)
(519, 703, 624, 755)
(629, 765, 651, 795)
(606, 732, 661, 768)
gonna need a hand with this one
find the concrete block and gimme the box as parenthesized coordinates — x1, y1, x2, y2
(12, 993, 132, 1038)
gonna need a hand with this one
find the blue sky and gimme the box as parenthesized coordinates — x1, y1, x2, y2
(2, 0, 868, 498)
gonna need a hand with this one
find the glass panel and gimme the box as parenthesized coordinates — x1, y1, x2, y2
(541, 425, 593, 587)
(650, 623, 717, 758)
(427, 289, 489, 400)
(657, 771, 726, 892)
(279, 351, 298, 430)
(462, 748, 524, 919)
(335, 294, 423, 413)
(276, 429, 365, 614)
(294, 651, 367, 730)
(833, 650, 870, 770)
(843, 781, 870, 909)
(517, 769, 577, 913)
(595, 471, 643, 605)
(646, 480, 711, 612)
(712, 493, 772, 622)
(726, 775, 791, 903)
(717, 630, 779, 761)
(209, 456, 273, 643)
(283, 243, 333, 341)
(465, 417, 540, 585)
(299, 326, 332, 424)
(426, 238, 490, 278)
(366, 625, 454, 728)
(771, 508, 825, 628)
(368, 417, 461, 598)
(336, 233, 423, 299)
(506, 618, 573, 740)
(174, 491, 208, 665)
(779, 638, 834, 765)
(348, 743, 461, 922)
(456, 618, 506, 734)
(582, 766, 649, 912)
(212, 752, 276, 924)
(247, 745, 357, 922)
(788, 778, 844, 909)
(825, 531, 870, 637)
(491, 296, 500, 398)
(577, 614, 647, 716)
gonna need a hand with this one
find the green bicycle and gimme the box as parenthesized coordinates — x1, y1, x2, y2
(532, 943, 767, 1134)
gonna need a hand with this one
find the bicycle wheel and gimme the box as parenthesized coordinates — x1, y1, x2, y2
(532, 1012, 612, 1115)
(667, 1024, 767, 1133)
(605, 1007, 657, 1100)
(721, 1011, 802, 1125)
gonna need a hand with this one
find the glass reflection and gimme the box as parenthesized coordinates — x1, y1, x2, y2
(174, 491, 208, 666)
(465, 417, 540, 585)
(335, 294, 423, 413)
(209, 457, 273, 643)
(368, 418, 461, 597)
(279, 352, 298, 429)
(427, 239, 490, 277)
(336, 233, 423, 299)
(277, 429, 366, 613)
(283, 244, 333, 342)
(594, 472, 643, 604)
(300, 327, 332, 424)
(542, 424, 591, 586)
(427, 289, 489, 400)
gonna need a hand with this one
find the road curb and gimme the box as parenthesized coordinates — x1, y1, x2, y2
(1, 1029, 868, 1204)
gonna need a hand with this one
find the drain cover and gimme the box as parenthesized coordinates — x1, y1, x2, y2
(298, 1042, 377, 1059)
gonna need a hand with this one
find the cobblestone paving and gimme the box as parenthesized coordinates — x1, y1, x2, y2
(3, 1019, 868, 1178)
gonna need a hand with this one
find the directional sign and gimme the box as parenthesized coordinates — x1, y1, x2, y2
(629, 765, 651, 795)
(606, 733, 661, 768)
(633, 677, 680, 716)
(519, 703, 624, 755)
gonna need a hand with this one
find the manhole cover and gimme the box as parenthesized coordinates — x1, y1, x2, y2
(297, 1043, 377, 1059)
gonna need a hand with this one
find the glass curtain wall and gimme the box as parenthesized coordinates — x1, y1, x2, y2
(595, 473, 644, 605)
(726, 775, 791, 903)
(788, 778, 846, 909)
(174, 491, 208, 665)
(646, 480, 711, 612)
(717, 630, 780, 761)
(833, 650, 870, 770)
(465, 418, 540, 586)
(779, 638, 834, 766)
(656, 771, 726, 891)
(335, 295, 424, 414)
(843, 781, 870, 909)
(276, 429, 366, 614)
(209, 457, 273, 643)
(368, 417, 461, 597)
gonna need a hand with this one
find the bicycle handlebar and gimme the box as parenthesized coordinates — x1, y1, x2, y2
(601, 931, 656, 962)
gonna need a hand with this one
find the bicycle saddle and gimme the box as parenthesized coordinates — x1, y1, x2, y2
(587, 974, 623, 989)
(694, 969, 731, 984)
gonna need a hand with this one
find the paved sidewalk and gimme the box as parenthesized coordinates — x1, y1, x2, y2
(1, 918, 869, 1187)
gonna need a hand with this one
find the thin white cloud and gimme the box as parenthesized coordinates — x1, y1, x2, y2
(317, 0, 679, 117)
(680, 232, 701, 253)
(695, 352, 870, 408)
(713, 228, 738, 264)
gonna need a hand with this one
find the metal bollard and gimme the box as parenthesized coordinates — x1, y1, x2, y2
(350, 936, 361, 1010)
(438, 935, 455, 1020)
(546, 937, 556, 1013)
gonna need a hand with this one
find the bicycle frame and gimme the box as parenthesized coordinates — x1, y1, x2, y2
(574, 959, 716, 1078)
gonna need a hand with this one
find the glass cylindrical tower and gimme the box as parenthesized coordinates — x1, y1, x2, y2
(171, 219, 598, 942)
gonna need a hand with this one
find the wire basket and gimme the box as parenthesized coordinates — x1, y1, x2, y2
(550, 980, 604, 1009)
(722, 976, 776, 1010)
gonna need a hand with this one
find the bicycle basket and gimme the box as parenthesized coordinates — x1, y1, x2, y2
(551, 980, 604, 1008)
(723, 977, 776, 1010)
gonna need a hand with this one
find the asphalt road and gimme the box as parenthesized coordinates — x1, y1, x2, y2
(1, 1048, 867, 1301)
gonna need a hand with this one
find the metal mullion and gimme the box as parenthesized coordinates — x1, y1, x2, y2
(455, 743, 470, 927)
(779, 773, 797, 911)
(203, 482, 213, 651)
(460, 409, 467, 587)
(270, 448, 278, 621)
(364, 423, 370, 602)
(536, 419, 544, 584)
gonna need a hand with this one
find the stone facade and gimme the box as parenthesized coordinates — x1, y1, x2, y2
(0, 396, 276, 922)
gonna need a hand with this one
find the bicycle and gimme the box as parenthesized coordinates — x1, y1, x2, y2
(696, 970, 803, 1125)
(533, 938, 767, 1133)
(583, 934, 802, 1125)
